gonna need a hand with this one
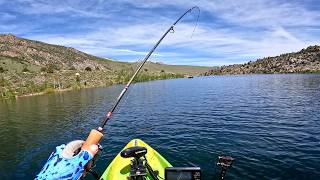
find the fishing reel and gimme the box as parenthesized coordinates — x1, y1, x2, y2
(85, 144, 103, 179)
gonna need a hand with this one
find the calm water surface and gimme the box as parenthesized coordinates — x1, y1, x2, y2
(0, 74, 320, 179)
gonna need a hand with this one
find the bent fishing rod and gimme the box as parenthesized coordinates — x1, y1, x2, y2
(81, 6, 200, 151)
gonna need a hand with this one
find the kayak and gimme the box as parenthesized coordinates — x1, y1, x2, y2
(100, 139, 172, 180)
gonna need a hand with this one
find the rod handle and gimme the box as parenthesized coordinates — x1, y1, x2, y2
(81, 129, 103, 152)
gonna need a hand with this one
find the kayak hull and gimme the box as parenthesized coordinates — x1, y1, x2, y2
(100, 139, 172, 180)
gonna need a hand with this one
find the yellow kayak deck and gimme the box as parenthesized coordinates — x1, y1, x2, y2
(100, 139, 172, 180)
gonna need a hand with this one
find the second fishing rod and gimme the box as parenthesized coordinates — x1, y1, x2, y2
(81, 6, 200, 153)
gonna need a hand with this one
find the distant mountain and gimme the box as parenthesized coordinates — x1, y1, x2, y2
(0, 34, 211, 98)
(203, 45, 320, 75)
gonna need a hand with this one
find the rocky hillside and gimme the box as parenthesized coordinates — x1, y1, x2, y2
(204, 45, 320, 75)
(0, 34, 211, 98)
(0, 34, 130, 71)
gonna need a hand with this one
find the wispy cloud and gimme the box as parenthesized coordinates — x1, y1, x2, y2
(0, 0, 319, 66)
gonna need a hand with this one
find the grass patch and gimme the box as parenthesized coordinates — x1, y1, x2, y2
(0, 88, 16, 99)
(71, 83, 81, 90)
(44, 87, 55, 94)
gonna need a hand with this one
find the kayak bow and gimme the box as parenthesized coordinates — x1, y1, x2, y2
(100, 139, 172, 180)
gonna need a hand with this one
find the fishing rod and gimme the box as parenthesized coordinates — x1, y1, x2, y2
(81, 6, 200, 152)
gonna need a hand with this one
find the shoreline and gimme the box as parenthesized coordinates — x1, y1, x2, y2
(205, 71, 320, 76)
(3, 73, 319, 100)
(11, 84, 111, 99)
(2, 76, 187, 100)
(17, 87, 73, 98)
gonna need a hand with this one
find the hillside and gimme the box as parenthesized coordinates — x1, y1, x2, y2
(203, 45, 320, 75)
(0, 34, 211, 98)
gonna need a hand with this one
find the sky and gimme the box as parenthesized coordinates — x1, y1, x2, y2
(0, 0, 320, 66)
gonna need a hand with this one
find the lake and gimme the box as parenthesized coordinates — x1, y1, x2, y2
(0, 74, 319, 179)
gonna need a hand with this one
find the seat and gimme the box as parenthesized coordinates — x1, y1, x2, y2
(120, 146, 147, 159)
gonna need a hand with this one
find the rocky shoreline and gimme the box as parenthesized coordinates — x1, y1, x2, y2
(203, 45, 320, 75)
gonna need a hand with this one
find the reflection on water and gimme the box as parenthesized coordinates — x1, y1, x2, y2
(0, 74, 319, 179)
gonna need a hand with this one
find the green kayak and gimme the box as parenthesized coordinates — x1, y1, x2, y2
(100, 139, 172, 180)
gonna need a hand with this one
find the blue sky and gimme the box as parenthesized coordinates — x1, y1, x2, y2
(0, 0, 320, 66)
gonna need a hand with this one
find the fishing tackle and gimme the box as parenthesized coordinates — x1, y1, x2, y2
(37, 7, 200, 179)
(81, 6, 201, 155)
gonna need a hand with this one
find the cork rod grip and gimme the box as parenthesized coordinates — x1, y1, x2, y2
(81, 129, 103, 151)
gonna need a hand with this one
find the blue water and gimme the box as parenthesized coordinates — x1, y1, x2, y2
(0, 74, 320, 179)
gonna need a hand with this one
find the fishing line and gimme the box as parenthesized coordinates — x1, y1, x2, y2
(99, 6, 201, 130)
(190, 6, 200, 39)
(63, 7, 206, 179)
(80, 7, 202, 157)
(100, 5, 202, 133)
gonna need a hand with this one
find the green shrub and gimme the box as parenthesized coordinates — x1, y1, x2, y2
(46, 65, 54, 73)
(44, 87, 55, 94)
(45, 64, 60, 73)
(1, 88, 16, 98)
(76, 75, 80, 82)
(24, 81, 50, 93)
(0, 77, 5, 87)
(0, 66, 4, 73)
(71, 83, 81, 90)
(69, 66, 76, 70)
(85, 67, 92, 71)
(22, 66, 29, 72)
(105, 80, 113, 86)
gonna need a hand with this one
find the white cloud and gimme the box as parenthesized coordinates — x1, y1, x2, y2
(3, 0, 111, 18)
(121, 0, 320, 27)
(28, 20, 318, 65)
(0, 12, 16, 21)
(208, 0, 320, 27)
(3, 0, 320, 66)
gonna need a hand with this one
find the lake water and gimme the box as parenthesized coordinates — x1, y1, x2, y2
(0, 74, 320, 180)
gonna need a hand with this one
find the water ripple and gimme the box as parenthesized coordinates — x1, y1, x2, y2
(0, 74, 320, 179)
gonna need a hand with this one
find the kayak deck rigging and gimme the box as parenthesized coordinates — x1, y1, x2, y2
(100, 139, 172, 180)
